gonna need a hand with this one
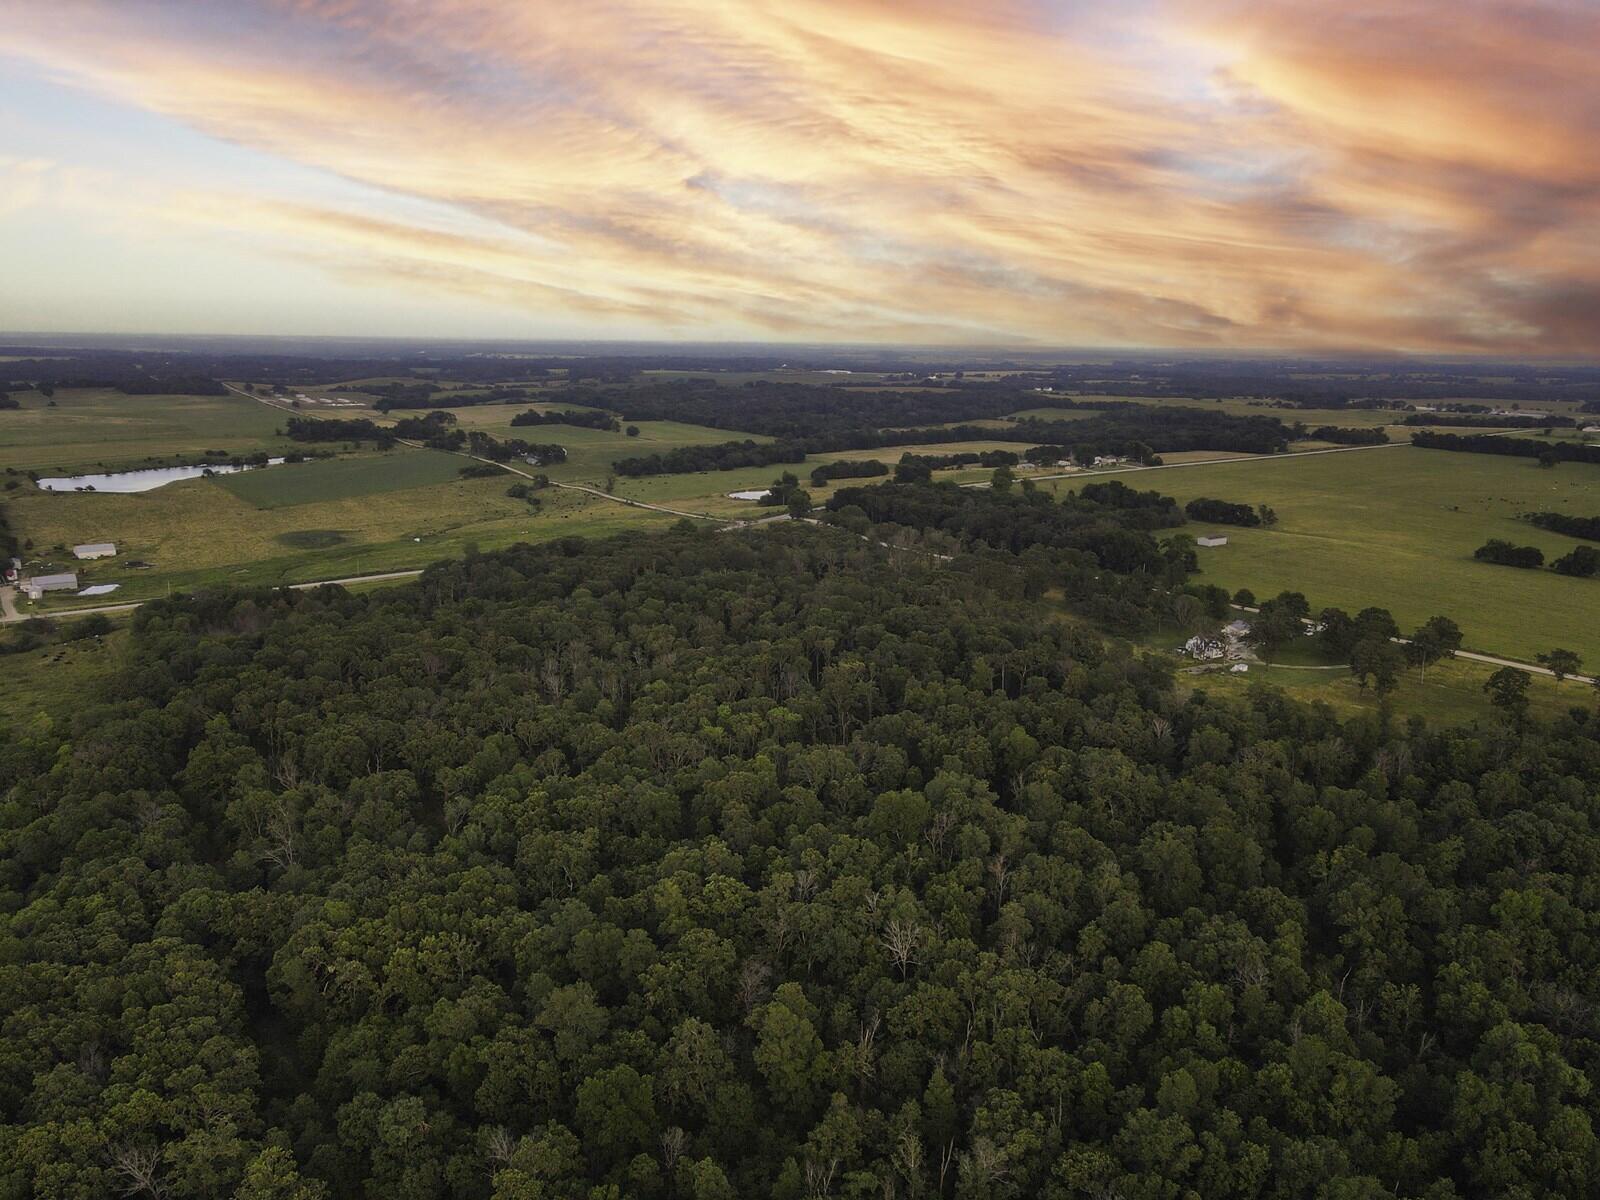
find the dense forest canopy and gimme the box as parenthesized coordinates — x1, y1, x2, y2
(3, 526, 1600, 1200)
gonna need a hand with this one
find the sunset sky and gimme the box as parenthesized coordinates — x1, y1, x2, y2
(2, 1, 1596, 353)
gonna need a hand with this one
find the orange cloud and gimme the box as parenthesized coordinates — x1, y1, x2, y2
(2, 0, 1597, 351)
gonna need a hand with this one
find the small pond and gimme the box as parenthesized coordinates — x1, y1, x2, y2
(37, 458, 287, 494)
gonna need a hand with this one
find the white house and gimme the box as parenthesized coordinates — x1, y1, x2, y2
(23, 573, 78, 601)
(1196, 534, 1229, 548)
(73, 542, 117, 560)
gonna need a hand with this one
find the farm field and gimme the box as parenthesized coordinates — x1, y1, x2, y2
(0, 387, 299, 474)
(1045, 445, 1600, 664)
(8, 467, 673, 610)
(638, 368, 895, 386)
(1007, 396, 1574, 438)
(217, 448, 464, 508)
(607, 440, 1075, 514)
(1009, 397, 1410, 429)
(379, 407, 771, 487)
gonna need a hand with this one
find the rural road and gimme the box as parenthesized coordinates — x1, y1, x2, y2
(0, 570, 425, 626)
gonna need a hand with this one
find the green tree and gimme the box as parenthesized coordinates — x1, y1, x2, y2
(1484, 667, 1531, 719)
(750, 984, 824, 1113)
(1537, 648, 1583, 683)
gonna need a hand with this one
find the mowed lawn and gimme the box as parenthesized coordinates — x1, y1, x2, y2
(1045, 445, 1600, 664)
(217, 448, 465, 508)
(0, 388, 298, 474)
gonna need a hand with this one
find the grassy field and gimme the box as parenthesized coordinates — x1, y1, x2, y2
(8, 467, 675, 611)
(0, 627, 130, 730)
(638, 369, 894, 386)
(1173, 654, 1591, 727)
(217, 448, 465, 508)
(0, 388, 299, 474)
(1006, 396, 1570, 439)
(1044, 445, 1600, 664)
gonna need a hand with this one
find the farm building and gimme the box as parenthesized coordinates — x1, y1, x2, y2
(72, 542, 117, 560)
(23, 573, 78, 601)
(1196, 534, 1229, 547)
(1183, 634, 1225, 661)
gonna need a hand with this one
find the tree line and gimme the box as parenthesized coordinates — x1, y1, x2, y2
(613, 440, 808, 477)
(1526, 512, 1600, 543)
(1304, 425, 1389, 445)
(511, 409, 621, 432)
(1474, 540, 1599, 577)
(1413, 430, 1600, 466)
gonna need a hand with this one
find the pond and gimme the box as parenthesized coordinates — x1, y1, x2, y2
(36, 458, 287, 493)
(727, 489, 772, 501)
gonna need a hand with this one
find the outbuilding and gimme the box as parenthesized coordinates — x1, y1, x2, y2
(73, 542, 117, 560)
(1196, 534, 1229, 548)
(23, 573, 78, 601)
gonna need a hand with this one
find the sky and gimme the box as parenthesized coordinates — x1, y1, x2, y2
(1, 0, 1597, 354)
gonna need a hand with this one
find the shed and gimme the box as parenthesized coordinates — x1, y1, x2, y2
(73, 542, 117, 560)
(1196, 534, 1229, 548)
(23, 573, 78, 600)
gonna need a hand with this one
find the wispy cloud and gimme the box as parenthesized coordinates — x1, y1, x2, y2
(1, 0, 1596, 350)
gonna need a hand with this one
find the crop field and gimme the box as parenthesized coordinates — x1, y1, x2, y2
(217, 448, 465, 508)
(0, 387, 298, 474)
(1045, 445, 1600, 663)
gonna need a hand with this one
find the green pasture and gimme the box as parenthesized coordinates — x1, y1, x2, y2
(0, 387, 298, 474)
(1175, 654, 1590, 728)
(216, 448, 464, 508)
(0, 627, 131, 729)
(1046, 445, 1600, 664)
(8, 466, 672, 612)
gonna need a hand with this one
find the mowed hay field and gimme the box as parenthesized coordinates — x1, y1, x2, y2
(217, 448, 465, 508)
(1044, 445, 1600, 664)
(0, 388, 299, 474)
